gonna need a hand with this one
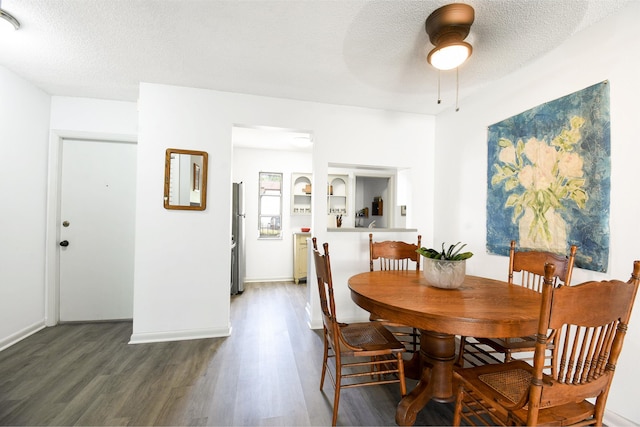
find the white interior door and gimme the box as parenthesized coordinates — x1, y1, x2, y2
(59, 138, 137, 321)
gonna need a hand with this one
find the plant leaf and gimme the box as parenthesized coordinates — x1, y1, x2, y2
(418, 242, 473, 260)
(453, 251, 473, 261)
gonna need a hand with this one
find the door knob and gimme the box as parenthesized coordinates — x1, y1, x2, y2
(59, 240, 69, 247)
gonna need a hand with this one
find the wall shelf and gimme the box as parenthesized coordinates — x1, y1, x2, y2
(327, 174, 348, 215)
(291, 173, 312, 215)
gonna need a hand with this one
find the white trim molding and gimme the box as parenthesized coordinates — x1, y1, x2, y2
(129, 326, 232, 345)
(0, 321, 46, 352)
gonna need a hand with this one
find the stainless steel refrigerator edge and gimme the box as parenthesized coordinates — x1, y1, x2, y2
(231, 182, 246, 294)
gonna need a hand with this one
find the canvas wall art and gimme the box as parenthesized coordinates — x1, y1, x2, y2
(486, 81, 610, 272)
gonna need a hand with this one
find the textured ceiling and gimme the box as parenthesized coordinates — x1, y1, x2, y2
(0, 0, 631, 117)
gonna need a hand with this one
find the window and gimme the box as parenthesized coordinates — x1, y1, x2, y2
(258, 172, 283, 239)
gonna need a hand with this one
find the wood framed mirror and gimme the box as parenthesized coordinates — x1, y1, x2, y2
(163, 148, 208, 210)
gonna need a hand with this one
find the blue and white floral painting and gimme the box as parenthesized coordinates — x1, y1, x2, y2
(486, 81, 610, 272)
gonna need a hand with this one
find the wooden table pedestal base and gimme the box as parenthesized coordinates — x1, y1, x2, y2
(395, 330, 456, 426)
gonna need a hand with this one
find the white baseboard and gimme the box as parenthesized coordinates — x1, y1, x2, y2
(128, 326, 231, 344)
(604, 409, 638, 426)
(243, 277, 294, 284)
(0, 320, 47, 352)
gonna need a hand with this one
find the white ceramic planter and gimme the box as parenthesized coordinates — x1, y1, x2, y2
(422, 258, 466, 289)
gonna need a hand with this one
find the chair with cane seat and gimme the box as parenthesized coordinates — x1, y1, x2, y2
(452, 260, 640, 426)
(312, 238, 407, 426)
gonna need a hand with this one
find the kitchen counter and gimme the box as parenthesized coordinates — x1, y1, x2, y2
(328, 228, 418, 232)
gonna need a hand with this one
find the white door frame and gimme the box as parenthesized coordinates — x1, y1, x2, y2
(44, 130, 138, 326)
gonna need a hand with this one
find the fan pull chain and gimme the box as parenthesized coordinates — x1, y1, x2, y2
(455, 67, 460, 112)
(437, 70, 442, 104)
(435, 68, 462, 110)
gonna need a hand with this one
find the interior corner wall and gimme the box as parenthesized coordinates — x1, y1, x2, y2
(432, 3, 640, 423)
(133, 82, 435, 342)
(0, 66, 51, 350)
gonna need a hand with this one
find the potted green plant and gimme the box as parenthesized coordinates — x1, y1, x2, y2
(417, 242, 473, 289)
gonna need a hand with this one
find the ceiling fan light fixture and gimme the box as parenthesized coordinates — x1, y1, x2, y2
(425, 3, 474, 70)
(427, 41, 472, 71)
(424, 3, 474, 110)
(0, 7, 20, 31)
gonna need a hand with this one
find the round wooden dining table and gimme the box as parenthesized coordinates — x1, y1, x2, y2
(348, 270, 542, 426)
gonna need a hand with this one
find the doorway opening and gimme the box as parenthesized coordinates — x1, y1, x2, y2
(231, 125, 313, 287)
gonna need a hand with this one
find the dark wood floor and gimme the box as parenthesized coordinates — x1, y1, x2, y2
(0, 282, 453, 426)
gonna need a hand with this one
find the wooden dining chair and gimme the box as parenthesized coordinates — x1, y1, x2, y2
(369, 233, 422, 272)
(312, 238, 407, 426)
(369, 233, 422, 353)
(452, 260, 640, 426)
(456, 240, 577, 368)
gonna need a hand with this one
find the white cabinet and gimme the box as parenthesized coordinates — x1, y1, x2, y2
(291, 173, 312, 215)
(293, 232, 310, 284)
(327, 174, 348, 215)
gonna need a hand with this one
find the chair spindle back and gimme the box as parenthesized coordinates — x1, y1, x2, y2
(369, 233, 422, 272)
(509, 240, 578, 291)
(526, 261, 640, 425)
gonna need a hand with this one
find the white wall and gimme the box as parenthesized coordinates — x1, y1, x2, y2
(232, 146, 312, 282)
(434, 3, 640, 423)
(133, 83, 434, 343)
(49, 97, 138, 135)
(0, 66, 51, 351)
